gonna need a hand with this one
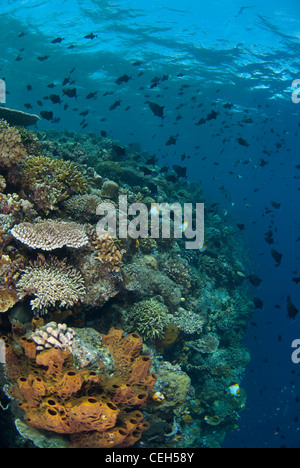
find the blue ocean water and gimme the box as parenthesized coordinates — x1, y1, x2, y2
(0, 0, 300, 448)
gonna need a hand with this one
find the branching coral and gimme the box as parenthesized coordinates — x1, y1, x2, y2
(12, 220, 88, 251)
(22, 156, 89, 213)
(92, 233, 122, 272)
(128, 300, 170, 341)
(0, 119, 27, 168)
(16, 256, 86, 314)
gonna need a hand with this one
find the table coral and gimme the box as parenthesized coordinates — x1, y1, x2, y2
(12, 220, 88, 251)
(4, 326, 155, 448)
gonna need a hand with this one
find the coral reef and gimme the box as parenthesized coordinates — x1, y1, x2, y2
(0, 125, 254, 449)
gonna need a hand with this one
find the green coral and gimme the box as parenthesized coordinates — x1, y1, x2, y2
(128, 299, 169, 341)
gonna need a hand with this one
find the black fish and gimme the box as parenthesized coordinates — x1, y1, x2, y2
(206, 110, 218, 120)
(63, 88, 77, 98)
(47, 83, 55, 88)
(248, 275, 262, 287)
(258, 159, 268, 167)
(115, 75, 131, 85)
(253, 297, 264, 309)
(264, 230, 274, 245)
(51, 37, 64, 44)
(84, 33, 97, 40)
(292, 277, 300, 285)
(148, 102, 164, 118)
(223, 103, 233, 109)
(37, 100, 43, 107)
(15, 55, 22, 62)
(26, 85, 32, 91)
(49, 94, 61, 104)
(287, 296, 298, 319)
(173, 165, 187, 178)
(101, 130, 107, 137)
(109, 100, 121, 111)
(18, 32, 26, 37)
(237, 137, 249, 147)
(195, 118, 206, 126)
(270, 200, 281, 209)
(86, 92, 98, 99)
(80, 110, 89, 117)
(37, 55, 49, 61)
(62, 77, 70, 86)
(24, 103, 32, 110)
(40, 110, 53, 121)
(166, 136, 177, 146)
(271, 249, 282, 265)
(237, 223, 245, 231)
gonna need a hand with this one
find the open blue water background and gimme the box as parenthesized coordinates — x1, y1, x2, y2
(1, 0, 300, 448)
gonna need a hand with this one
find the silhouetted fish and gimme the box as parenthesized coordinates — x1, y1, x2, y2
(115, 75, 131, 85)
(24, 103, 32, 110)
(40, 110, 53, 121)
(63, 88, 77, 98)
(49, 94, 61, 104)
(26, 85, 32, 91)
(270, 201, 281, 209)
(237, 137, 249, 147)
(264, 230, 274, 245)
(206, 110, 218, 120)
(166, 136, 177, 146)
(148, 102, 164, 118)
(109, 100, 121, 111)
(292, 277, 300, 285)
(37, 55, 49, 61)
(253, 297, 264, 309)
(287, 296, 298, 319)
(248, 275, 262, 287)
(84, 33, 97, 40)
(86, 92, 98, 99)
(51, 37, 64, 44)
(271, 249, 282, 265)
(173, 165, 187, 178)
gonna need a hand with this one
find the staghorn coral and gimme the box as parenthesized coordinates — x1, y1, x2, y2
(92, 233, 122, 272)
(16, 256, 86, 314)
(11, 219, 88, 251)
(0, 119, 27, 168)
(128, 300, 170, 341)
(22, 155, 89, 213)
(5, 326, 155, 448)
